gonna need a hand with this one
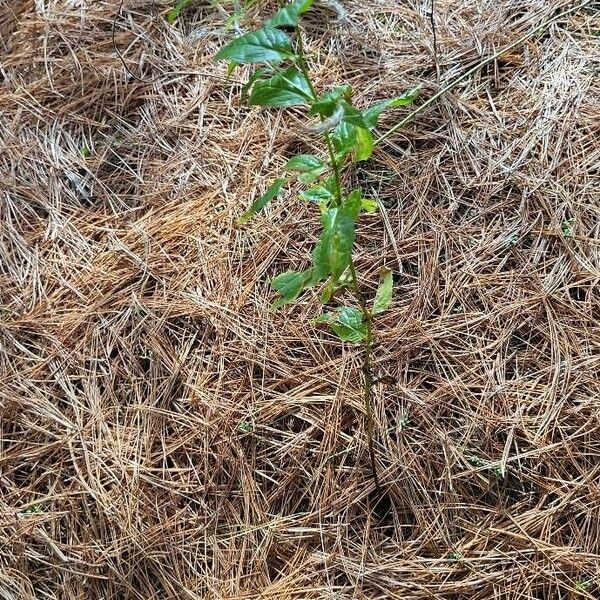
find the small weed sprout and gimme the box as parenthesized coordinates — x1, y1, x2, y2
(467, 454, 486, 468)
(216, 0, 417, 492)
(398, 414, 411, 430)
(449, 550, 463, 561)
(575, 577, 592, 592)
(503, 231, 520, 248)
(239, 420, 253, 433)
(21, 504, 44, 515)
(561, 217, 576, 239)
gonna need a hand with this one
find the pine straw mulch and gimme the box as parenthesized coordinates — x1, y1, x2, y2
(1, 1, 599, 598)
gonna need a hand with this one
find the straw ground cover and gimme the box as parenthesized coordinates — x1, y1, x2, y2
(1, 1, 599, 598)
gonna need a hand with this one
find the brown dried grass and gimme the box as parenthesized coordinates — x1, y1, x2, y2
(1, 1, 599, 598)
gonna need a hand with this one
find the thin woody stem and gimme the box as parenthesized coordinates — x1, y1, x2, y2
(350, 263, 380, 494)
(295, 27, 380, 493)
(294, 30, 343, 207)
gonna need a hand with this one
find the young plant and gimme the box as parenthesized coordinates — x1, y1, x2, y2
(216, 0, 416, 492)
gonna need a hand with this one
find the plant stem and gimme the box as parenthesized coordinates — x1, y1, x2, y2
(294, 30, 342, 207)
(324, 134, 343, 207)
(295, 27, 380, 492)
(350, 263, 380, 494)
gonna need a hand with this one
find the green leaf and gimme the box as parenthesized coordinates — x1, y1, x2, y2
(310, 86, 352, 117)
(319, 271, 353, 303)
(372, 267, 393, 315)
(333, 307, 368, 342)
(237, 178, 287, 224)
(226, 61, 238, 77)
(344, 189, 362, 219)
(166, 0, 193, 24)
(338, 101, 370, 128)
(331, 121, 372, 162)
(285, 154, 326, 183)
(331, 121, 358, 161)
(300, 184, 333, 205)
(312, 203, 357, 284)
(238, 420, 253, 433)
(286, 154, 324, 173)
(266, 0, 315, 29)
(330, 99, 373, 161)
(215, 27, 293, 64)
(317, 307, 367, 343)
(363, 88, 420, 128)
(300, 176, 337, 207)
(241, 66, 275, 101)
(271, 269, 312, 309)
(312, 96, 371, 137)
(360, 198, 378, 213)
(249, 66, 312, 107)
(320, 278, 336, 303)
(355, 126, 374, 161)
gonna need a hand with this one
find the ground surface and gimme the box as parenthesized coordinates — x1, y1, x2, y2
(1, 1, 599, 598)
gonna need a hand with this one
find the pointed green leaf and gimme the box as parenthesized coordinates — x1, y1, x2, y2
(237, 178, 287, 224)
(372, 267, 393, 315)
(271, 269, 312, 309)
(226, 61, 238, 77)
(319, 272, 353, 304)
(317, 307, 367, 343)
(355, 126, 374, 161)
(266, 0, 315, 28)
(249, 66, 312, 107)
(333, 307, 367, 343)
(331, 121, 372, 162)
(314, 312, 335, 324)
(320, 279, 336, 303)
(363, 88, 420, 128)
(286, 154, 324, 173)
(312, 208, 339, 282)
(216, 27, 293, 64)
(312, 205, 356, 284)
(331, 121, 358, 161)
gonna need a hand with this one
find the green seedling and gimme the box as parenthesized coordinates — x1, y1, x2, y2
(216, 0, 417, 492)
(22, 504, 44, 515)
(561, 217, 575, 239)
(575, 577, 592, 592)
(398, 414, 411, 429)
(467, 454, 486, 467)
(468, 454, 505, 478)
(239, 420, 253, 433)
(503, 232, 519, 248)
